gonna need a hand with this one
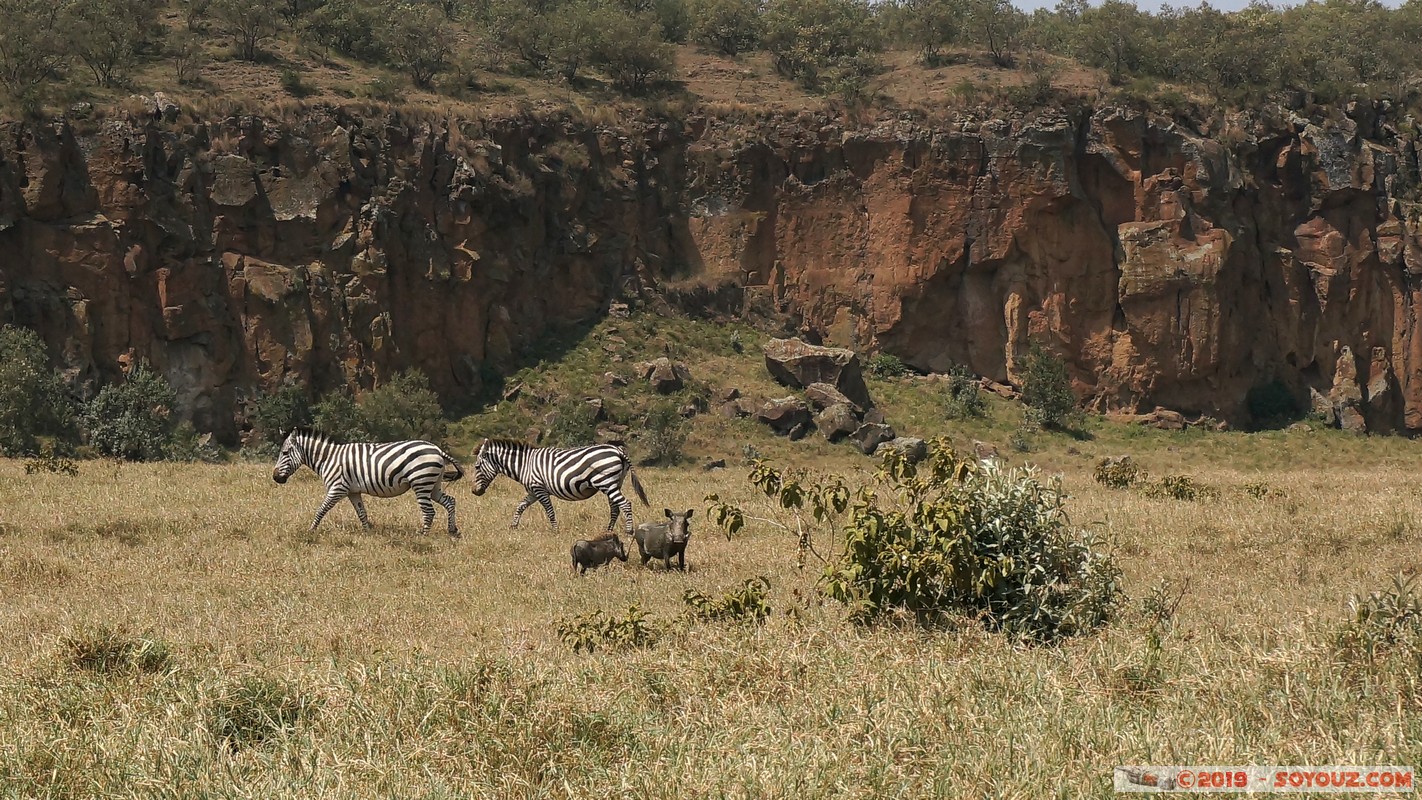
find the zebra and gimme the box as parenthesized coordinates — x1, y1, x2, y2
(469, 438, 649, 536)
(271, 428, 465, 536)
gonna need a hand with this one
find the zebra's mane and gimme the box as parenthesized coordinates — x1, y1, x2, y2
(481, 437, 532, 452)
(289, 427, 336, 445)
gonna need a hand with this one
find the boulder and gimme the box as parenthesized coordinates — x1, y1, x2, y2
(875, 436, 927, 464)
(755, 397, 812, 436)
(718, 398, 757, 419)
(815, 403, 859, 442)
(863, 407, 888, 426)
(603, 372, 628, 389)
(1135, 407, 1186, 431)
(804, 382, 860, 413)
(703, 458, 726, 471)
(716, 387, 742, 403)
(849, 422, 895, 455)
(638, 357, 690, 394)
(763, 337, 873, 410)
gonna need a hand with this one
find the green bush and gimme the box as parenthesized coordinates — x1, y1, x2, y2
(1019, 343, 1076, 430)
(302, 0, 387, 61)
(1335, 575, 1422, 665)
(250, 383, 313, 447)
(24, 443, 79, 476)
(594, 7, 677, 92)
(380, 2, 455, 87)
(556, 605, 658, 653)
(82, 362, 178, 462)
(1144, 474, 1218, 502)
(1093, 456, 1143, 489)
(166, 422, 225, 463)
(761, 0, 882, 92)
(683, 577, 772, 624)
(211, 0, 282, 61)
(944, 365, 985, 419)
(639, 401, 687, 466)
(688, 0, 761, 55)
(728, 442, 1122, 640)
(866, 353, 907, 378)
(311, 370, 446, 443)
(0, 325, 77, 456)
(546, 397, 600, 447)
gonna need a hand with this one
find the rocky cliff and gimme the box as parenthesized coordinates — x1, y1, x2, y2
(3, 100, 1420, 439)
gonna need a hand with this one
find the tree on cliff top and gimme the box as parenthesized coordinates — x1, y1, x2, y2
(212, 0, 283, 61)
(381, 2, 456, 87)
(688, 0, 761, 55)
(762, 0, 883, 94)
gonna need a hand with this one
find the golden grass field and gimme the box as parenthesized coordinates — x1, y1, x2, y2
(2, 417, 1421, 798)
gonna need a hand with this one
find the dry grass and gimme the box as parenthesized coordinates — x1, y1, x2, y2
(2, 416, 1421, 795)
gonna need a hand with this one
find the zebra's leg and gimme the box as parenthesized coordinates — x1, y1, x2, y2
(310, 491, 345, 531)
(604, 494, 620, 532)
(437, 492, 458, 537)
(347, 494, 373, 529)
(534, 492, 558, 536)
(415, 489, 437, 535)
(510, 493, 534, 529)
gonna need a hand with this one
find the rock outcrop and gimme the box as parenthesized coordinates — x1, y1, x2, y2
(762, 338, 873, 411)
(6, 100, 1422, 437)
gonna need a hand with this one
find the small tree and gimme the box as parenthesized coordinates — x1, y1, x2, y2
(689, 0, 759, 55)
(1018, 342, 1075, 430)
(66, 0, 161, 88)
(311, 390, 367, 442)
(179, 0, 213, 30)
(482, 0, 559, 69)
(83, 362, 178, 462)
(249, 383, 313, 447)
(594, 7, 677, 92)
(761, 0, 883, 92)
(170, 31, 208, 84)
(211, 0, 283, 61)
(966, 0, 1024, 67)
(900, 0, 966, 65)
(382, 2, 456, 87)
(302, 0, 386, 61)
(0, 0, 69, 108)
(547, 0, 608, 82)
(0, 326, 77, 456)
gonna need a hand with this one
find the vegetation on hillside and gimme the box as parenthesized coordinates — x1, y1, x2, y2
(3, 0, 1420, 115)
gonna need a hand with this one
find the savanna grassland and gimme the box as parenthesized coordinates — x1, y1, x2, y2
(3, 360, 1422, 797)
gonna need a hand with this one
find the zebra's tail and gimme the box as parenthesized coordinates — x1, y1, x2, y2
(440, 449, 465, 483)
(627, 462, 649, 506)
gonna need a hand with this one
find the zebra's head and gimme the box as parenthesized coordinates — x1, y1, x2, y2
(471, 438, 497, 496)
(272, 430, 306, 484)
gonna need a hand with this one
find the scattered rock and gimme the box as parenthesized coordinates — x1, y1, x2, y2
(502, 382, 524, 402)
(982, 379, 1019, 400)
(608, 301, 630, 319)
(703, 458, 726, 471)
(1135, 407, 1186, 431)
(637, 357, 690, 394)
(585, 397, 606, 421)
(678, 403, 699, 418)
(974, 440, 1000, 461)
(596, 424, 629, 444)
(718, 398, 757, 418)
(862, 407, 887, 426)
(815, 403, 859, 442)
(755, 396, 812, 436)
(603, 372, 628, 389)
(875, 436, 927, 464)
(804, 382, 860, 413)
(850, 422, 896, 455)
(525, 426, 544, 444)
(763, 337, 872, 410)
(1287, 422, 1313, 433)
(1330, 346, 1366, 434)
(716, 387, 741, 403)
(787, 422, 810, 441)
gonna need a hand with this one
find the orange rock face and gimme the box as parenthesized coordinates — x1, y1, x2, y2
(3, 103, 1420, 438)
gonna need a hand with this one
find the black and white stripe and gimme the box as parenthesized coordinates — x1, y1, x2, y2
(272, 428, 464, 536)
(470, 439, 649, 536)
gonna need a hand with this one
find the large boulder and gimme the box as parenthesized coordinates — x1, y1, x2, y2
(763, 338, 872, 410)
(849, 422, 895, 455)
(874, 436, 927, 464)
(815, 403, 859, 442)
(755, 397, 812, 436)
(804, 382, 861, 413)
(637, 357, 690, 394)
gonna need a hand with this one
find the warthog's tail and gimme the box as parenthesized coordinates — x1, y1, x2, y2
(440, 449, 465, 483)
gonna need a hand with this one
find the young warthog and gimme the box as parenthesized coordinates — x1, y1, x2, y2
(571, 534, 628, 575)
(633, 509, 693, 570)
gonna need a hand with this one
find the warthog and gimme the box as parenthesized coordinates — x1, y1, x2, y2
(633, 509, 693, 570)
(571, 534, 628, 575)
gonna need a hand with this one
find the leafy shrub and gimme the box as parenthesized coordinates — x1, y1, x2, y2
(721, 441, 1122, 640)
(594, 8, 677, 92)
(311, 390, 366, 442)
(83, 362, 178, 462)
(688, 0, 760, 55)
(250, 383, 313, 448)
(640, 402, 687, 466)
(62, 625, 173, 675)
(380, 2, 455, 87)
(24, 443, 79, 476)
(944, 366, 985, 419)
(1008, 420, 1035, 453)
(761, 0, 882, 93)
(1019, 343, 1076, 430)
(1335, 575, 1422, 664)
(683, 577, 772, 624)
(1242, 480, 1284, 500)
(279, 67, 310, 96)
(207, 675, 321, 751)
(1144, 474, 1218, 501)
(302, 0, 387, 61)
(351, 369, 447, 443)
(546, 398, 600, 447)
(866, 353, 907, 378)
(0, 325, 77, 456)
(211, 0, 282, 61)
(1093, 456, 1144, 489)
(166, 422, 225, 463)
(556, 605, 658, 653)
(1245, 379, 1300, 429)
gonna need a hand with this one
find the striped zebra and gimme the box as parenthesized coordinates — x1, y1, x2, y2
(272, 428, 465, 536)
(470, 438, 648, 536)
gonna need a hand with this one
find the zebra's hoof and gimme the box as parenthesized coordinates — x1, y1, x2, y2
(448, 530, 461, 539)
